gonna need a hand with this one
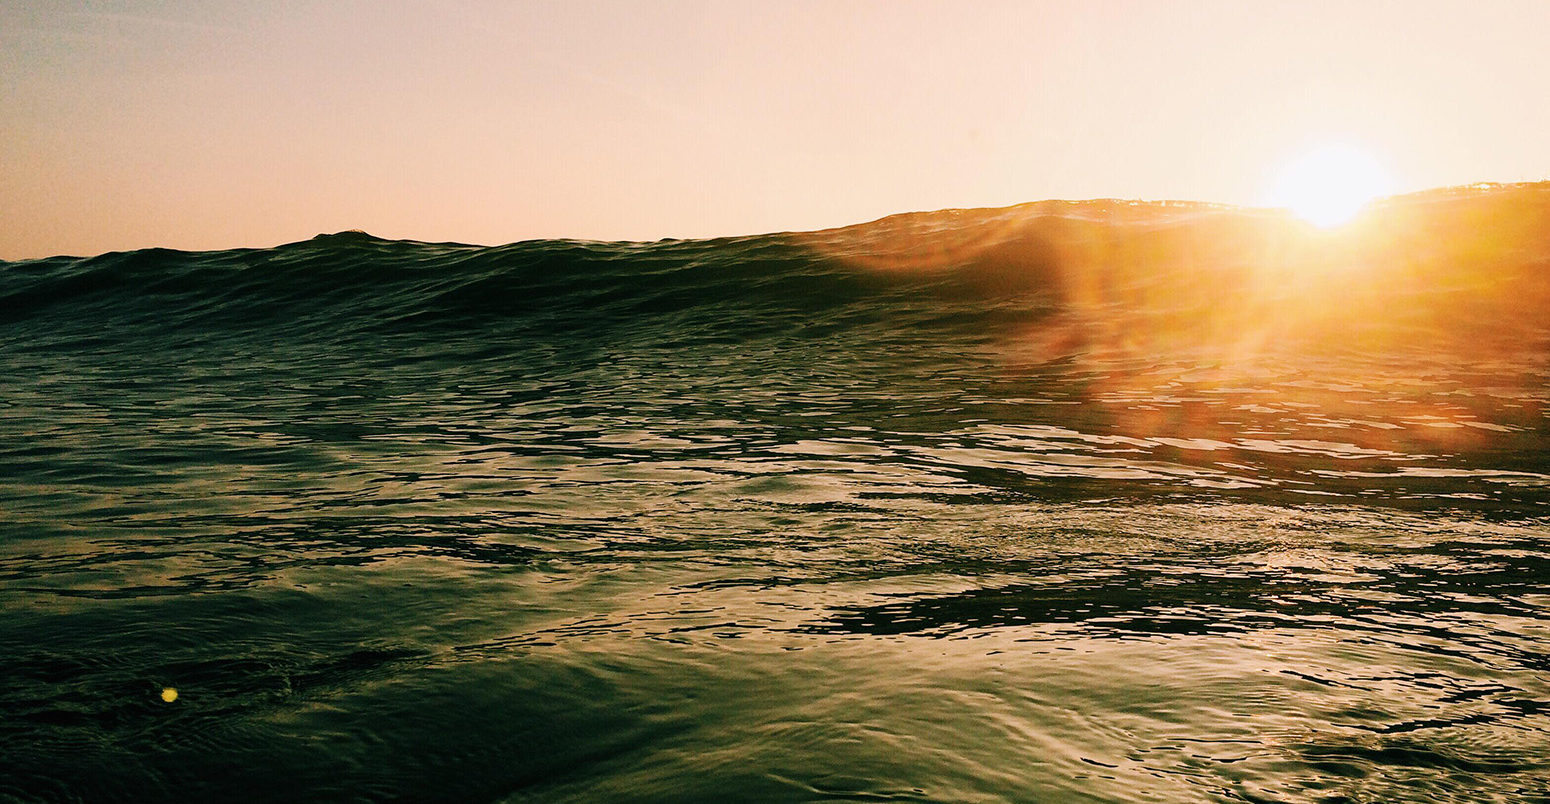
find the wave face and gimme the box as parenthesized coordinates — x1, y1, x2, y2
(2, 185, 1548, 801)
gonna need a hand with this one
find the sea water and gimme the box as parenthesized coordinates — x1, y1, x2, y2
(2, 187, 1547, 801)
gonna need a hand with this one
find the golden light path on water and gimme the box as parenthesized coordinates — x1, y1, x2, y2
(796, 182, 1549, 460)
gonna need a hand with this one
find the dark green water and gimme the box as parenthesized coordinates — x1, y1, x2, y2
(2, 190, 1548, 801)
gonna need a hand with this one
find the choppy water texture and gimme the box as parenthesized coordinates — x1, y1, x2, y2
(3, 185, 1549, 802)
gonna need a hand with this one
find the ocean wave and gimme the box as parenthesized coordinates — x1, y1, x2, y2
(5, 184, 1547, 348)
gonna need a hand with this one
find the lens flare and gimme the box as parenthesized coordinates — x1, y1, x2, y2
(1265, 144, 1394, 227)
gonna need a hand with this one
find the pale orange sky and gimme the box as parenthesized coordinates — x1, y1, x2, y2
(3, 0, 1548, 259)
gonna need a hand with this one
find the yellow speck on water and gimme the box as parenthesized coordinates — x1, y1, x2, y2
(160, 687, 178, 703)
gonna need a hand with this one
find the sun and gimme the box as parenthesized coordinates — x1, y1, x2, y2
(1264, 144, 1394, 228)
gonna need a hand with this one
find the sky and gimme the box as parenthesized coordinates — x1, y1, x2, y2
(3, 0, 1549, 259)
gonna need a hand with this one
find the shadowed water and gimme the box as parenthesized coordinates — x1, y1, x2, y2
(2, 186, 1548, 802)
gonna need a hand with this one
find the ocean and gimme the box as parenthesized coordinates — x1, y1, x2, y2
(2, 185, 1547, 802)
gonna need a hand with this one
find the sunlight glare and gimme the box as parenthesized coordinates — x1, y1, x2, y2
(1265, 144, 1394, 227)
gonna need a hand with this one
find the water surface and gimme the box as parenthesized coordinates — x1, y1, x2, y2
(2, 187, 1548, 801)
